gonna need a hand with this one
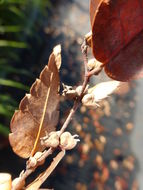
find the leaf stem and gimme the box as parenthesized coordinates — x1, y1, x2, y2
(12, 39, 97, 190)
(60, 39, 90, 134)
(12, 148, 53, 190)
(26, 150, 65, 190)
(31, 73, 53, 157)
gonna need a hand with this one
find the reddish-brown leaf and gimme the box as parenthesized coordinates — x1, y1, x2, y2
(90, 0, 102, 26)
(90, 0, 143, 81)
(9, 45, 61, 158)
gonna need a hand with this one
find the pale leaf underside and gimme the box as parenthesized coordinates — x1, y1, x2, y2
(88, 80, 120, 102)
(82, 81, 120, 107)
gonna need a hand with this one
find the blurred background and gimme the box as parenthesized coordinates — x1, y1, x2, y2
(0, 0, 143, 189)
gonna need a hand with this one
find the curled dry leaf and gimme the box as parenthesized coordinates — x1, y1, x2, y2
(90, 0, 143, 81)
(9, 45, 61, 158)
(82, 81, 120, 107)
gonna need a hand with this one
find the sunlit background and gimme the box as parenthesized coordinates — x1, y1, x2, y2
(0, 0, 143, 189)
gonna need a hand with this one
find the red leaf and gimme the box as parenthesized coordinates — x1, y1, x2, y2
(90, 0, 143, 81)
(90, 0, 102, 26)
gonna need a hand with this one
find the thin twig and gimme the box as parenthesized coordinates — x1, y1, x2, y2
(60, 39, 89, 134)
(81, 37, 88, 76)
(25, 150, 65, 190)
(88, 63, 104, 77)
(12, 148, 53, 190)
(12, 39, 96, 190)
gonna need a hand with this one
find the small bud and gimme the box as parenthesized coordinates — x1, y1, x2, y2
(87, 58, 103, 71)
(87, 59, 96, 71)
(28, 157, 37, 168)
(60, 132, 80, 150)
(31, 152, 46, 166)
(82, 94, 99, 108)
(34, 151, 43, 160)
(42, 131, 60, 148)
(34, 152, 45, 166)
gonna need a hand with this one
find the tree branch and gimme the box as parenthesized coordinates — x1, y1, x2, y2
(12, 38, 102, 190)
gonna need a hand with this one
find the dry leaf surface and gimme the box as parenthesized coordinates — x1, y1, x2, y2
(90, 0, 143, 81)
(9, 45, 61, 158)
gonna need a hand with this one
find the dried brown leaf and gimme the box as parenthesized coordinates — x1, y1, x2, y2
(9, 45, 61, 158)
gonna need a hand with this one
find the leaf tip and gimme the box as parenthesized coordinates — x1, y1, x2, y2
(53, 44, 61, 55)
(53, 44, 61, 70)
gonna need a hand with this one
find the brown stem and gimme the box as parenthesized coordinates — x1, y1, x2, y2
(60, 39, 90, 134)
(59, 76, 89, 135)
(12, 39, 91, 190)
(81, 37, 88, 75)
(88, 63, 104, 77)
(25, 150, 65, 190)
(12, 148, 53, 190)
